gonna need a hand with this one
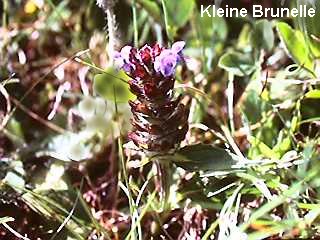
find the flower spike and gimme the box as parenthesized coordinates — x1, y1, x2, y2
(115, 42, 189, 154)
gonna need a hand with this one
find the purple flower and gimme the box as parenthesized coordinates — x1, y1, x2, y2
(154, 41, 185, 77)
(154, 50, 178, 77)
(114, 41, 186, 77)
(172, 41, 185, 53)
(113, 46, 133, 72)
(113, 41, 189, 153)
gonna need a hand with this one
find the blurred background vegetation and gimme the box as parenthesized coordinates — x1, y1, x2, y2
(1, 0, 320, 239)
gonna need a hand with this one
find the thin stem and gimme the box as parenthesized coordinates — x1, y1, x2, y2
(161, 0, 171, 42)
(75, 57, 129, 84)
(2, 0, 8, 28)
(155, 159, 172, 211)
(227, 73, 235, 134)
(193, 9, 208, 76)
(132, 0, 138, 47)
(118, 137, 137, 239)
(96, 0, 119, 63)
(2, 223, 30, 240)
(10, 96, 66, 134)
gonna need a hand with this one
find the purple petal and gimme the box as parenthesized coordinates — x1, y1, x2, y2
(161, 56, 177, 77)
(154, 49, 180, 77)
(113, 51, 121, 58)
(122, 63, 132, 72)
(154, 57, 161, 73)
(113, 51, 125, 69)
(162, 63, 175, 77)
(120, 46, 132, 62)
(172, 41, 185, 53)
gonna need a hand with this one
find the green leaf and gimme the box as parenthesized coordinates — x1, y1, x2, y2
(136, 0, 161, 23)
(295, 0, 320, 58)
(305, 89, 320, 99)
(237, 24, 252, 49)
(7, 118, 24, 140)
(93, 68, 135, 103)
(242, 89, 265, 124)
(218, 51, 255, 76)
(172, 144, 237, 171)
(272, 136, 291, 157)
(248, 136, 280, 160)
(240, 166, 320, 232)
(164, 0, 195, 35)
(276, 22, 314, 74)
(197, 13, 228, 44)
(251, 19, 274, 52)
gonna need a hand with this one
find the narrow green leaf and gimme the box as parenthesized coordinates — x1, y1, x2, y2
(241, 180, 304, 231)
(241, 167, 320, 231)
(272, 136, 291, 157)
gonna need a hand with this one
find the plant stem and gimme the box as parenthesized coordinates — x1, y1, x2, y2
(227, 73, 235, 134)
(155, 159, 172, 210)
(2, 0, 8, 28)
(161, 0, 171, 42)
(96, 0, 119, 64)
(118, 137, 137, 239)
(132, 0, 138, 47)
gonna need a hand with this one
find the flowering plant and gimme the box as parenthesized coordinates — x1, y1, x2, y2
(114, 41, 189, 153)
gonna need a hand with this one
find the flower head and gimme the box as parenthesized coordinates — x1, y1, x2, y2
(115, 41, 185, 78)
(114, 41, 189, 153)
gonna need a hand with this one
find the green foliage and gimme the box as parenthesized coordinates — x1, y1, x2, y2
(277, 22, 314, 74)
(251, 19, 275, 52)
(219, 19, 275, 77)
(295, 0, 320, 58)
(136, 0, 161, 23)
(3, 1, 320, 239)
(218, 51, 255, 76)
(172, 144, 238, 171)
(305, 89, 320, 99)
(248, 136, 280, 160)
(163, 0, 195, 37)
(93, 68, 135, 103)
(242, 88, 265, 123)
(194, 13, 228, 45)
